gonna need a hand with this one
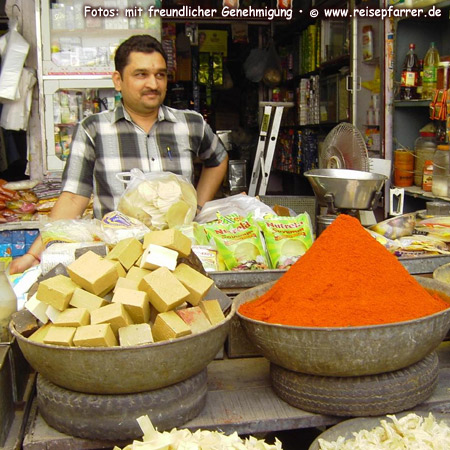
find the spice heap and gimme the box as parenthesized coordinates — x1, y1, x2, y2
(239, 214, 449, 327)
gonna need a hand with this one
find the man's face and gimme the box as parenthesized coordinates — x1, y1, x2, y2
(113, 51, 168, 116)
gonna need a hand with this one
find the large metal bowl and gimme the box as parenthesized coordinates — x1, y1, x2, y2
(235, 277, 450, 377)
(304, 168, 387, 210)
(11, 295, 235, 395)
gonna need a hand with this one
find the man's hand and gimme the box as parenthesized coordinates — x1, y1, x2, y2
(9, 253, 40, 274)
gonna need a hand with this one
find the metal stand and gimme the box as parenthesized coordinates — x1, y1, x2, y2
(248, 102, 293, 197)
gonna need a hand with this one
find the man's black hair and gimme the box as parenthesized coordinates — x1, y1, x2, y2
(114, 35, 167, 75)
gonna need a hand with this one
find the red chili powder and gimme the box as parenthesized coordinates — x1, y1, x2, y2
(239, 214, 449, 327)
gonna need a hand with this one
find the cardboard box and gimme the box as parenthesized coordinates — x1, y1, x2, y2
(69, 288, 107, 312)
(53, 308, 90, 327)
(67, 251, 118, 296)
(118, 323, 153, 346)
(36, 274, 79, 311)
(90, 302, 133, 335)
(43, 326, 77, 346)
(173, 263, 214, 306)
(73, 324, 118, 347)
(143, 229, 192, 257)
(112, 287, 150, 323)
(105, 237, 143, 270)
(139, 266, 189, 313)
(152, 311, 191, 341)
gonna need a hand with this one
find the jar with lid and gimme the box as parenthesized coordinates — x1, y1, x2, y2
(0, 262, 17, 342)
(414, 131, 436, 186)
(432, 144, 450, 198)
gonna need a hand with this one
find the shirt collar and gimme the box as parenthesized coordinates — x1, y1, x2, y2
(112, 103, 177, 124)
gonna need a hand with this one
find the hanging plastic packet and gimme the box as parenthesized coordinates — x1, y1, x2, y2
(204, 214, 269, 271)
(212, 53, 223, 86)
(257, 213, 314, 269)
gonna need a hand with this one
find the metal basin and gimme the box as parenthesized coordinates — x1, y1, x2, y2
(10, 301, 235, 395)
(304, 168, 387, 210)
(235, 277, 450, 377)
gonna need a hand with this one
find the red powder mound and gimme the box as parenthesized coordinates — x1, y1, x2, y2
(239, 214, 449, 327)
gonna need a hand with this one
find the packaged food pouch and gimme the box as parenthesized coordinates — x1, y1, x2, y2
(258, 213, 314, 269)
(204, 216, 269, 271)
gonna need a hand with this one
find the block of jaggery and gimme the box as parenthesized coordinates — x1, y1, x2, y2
(43, 326, 76, 346)
(67, 251, 118, 296)
(112, 287, 150, 323)
(24, 294, 49, 324)
(90, 302, 133, 335)
(73, 324, 118, 347)
(199, 299, 226, 326)
(28, 324, 52, 343)
(173, 263, 214, 306)
(152, 311, 191, 342)
(126, 266, 152, 283)
(114, 277, 140, 292)
(53, 308, 90, 327)
(176, 306, 211, 334)
(140, 244, 178, 271)
(105, 237, 143, 270)
(45, 305, 61, 323)
(69, 288, 107, 312)
(118, 323, 153, 346)
(111, 260, 126, 278)
(36, 274, 79, 311)
(139, 267, 189, 313)
(11, 309, 38, 337)
(143, 229, 191, 258)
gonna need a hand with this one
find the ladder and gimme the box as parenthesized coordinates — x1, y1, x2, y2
(248, 102, 293, 197)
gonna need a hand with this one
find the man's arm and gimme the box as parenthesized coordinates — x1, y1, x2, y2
(195, 154, 229, 211)
(9, 192, 90, 274)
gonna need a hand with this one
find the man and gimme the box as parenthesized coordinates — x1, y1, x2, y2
(10, 34, 228, 274)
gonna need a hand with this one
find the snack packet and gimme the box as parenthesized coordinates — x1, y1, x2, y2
(258, 213, 314, 269)
(204, 215, 269, 271)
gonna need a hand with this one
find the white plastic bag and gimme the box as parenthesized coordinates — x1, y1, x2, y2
(195, 193, 275, 224)
(0, 21, 29, 101)
(0, 67, 36, 130)
(116, 169, 197, 230)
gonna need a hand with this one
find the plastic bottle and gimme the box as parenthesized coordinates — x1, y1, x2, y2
(400, 43, 419, 100)
(422, 160, 433, 192)
(432, 144, 450, 198)
(416, 59, 424, 98)
(422, 42, 440, 99)
(0, 262, 17, 342)
(414, 126, 436, 186)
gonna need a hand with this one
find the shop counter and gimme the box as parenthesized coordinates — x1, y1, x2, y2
(20, 341, 450, 449)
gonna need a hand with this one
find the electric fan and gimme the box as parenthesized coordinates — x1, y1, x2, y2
(319, 122, 370, 172)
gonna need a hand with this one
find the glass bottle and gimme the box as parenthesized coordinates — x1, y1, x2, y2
(422, 42, 440, 100)
(400, 43, 419, 100)
(416, 59, 424, 98)
(0, 262, 17, 342)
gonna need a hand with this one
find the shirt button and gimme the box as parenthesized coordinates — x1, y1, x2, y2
(151, 158, 155, 161)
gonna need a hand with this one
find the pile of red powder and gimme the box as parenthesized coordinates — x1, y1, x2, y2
(239, 214, 449, 327)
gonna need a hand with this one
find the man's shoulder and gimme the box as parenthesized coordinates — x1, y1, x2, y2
(161, 105, 204, 123)
(80, 109, 116, 127)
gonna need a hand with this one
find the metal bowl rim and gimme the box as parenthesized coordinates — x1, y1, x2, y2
(304, 168, 388, 182)
(10, 301, 236, 351)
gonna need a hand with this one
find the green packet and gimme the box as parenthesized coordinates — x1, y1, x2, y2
(203, 217, 269, 271)
(258, 213, 314, 269)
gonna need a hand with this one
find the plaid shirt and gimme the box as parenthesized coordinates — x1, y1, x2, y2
(61, 104, 227, 218)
